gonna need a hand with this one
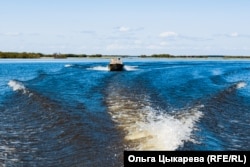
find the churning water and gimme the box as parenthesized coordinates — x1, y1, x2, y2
(0, 58, 249, 166)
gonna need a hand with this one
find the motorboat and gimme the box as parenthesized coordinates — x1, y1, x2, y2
(108, 58, 124, 71)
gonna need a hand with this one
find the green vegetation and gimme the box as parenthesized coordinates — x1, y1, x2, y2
(88, 54, 102, 58)
(223, 55, 250, 59)
(0, 51, 88, 58)
(140, 54, 250, 59)
(1, 51, 250, 59)
(0, 52, 42, 58)
(151, 54, 173, 58)
(0, 51, 131, 59)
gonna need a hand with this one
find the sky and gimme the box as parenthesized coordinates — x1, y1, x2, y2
(0, 0, 250, 55)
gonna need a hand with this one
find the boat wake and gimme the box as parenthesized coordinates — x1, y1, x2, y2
(123, 65, 138, 71)
(64, 64, 73, 68)
(87, 66, 109, 71)
(8, 80, 31, 95)
(4, 79, 89, 166)
(222, 81, 247, 95)
(106, 87, 203, 150)
(87, 65, 138, 71)
(107, 80, 246, 150)
(235, 81, 247, 89)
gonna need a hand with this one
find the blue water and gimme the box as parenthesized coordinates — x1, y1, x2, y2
(0, 58, 250, 166)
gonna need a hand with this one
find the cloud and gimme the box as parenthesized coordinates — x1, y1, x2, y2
(228, 32, 250, 38)
(1, 32, 22, 36)
(216, 32, 250, 38)
(115, 26, 144, 33)
(159, 31, 178, 38)
(159, 31, 211, 42)
(118, 26, 130, 32)
(179, 35, 212, 41)
(230, 32, 239, 37)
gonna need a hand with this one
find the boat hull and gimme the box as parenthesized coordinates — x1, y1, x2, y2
(108, 64, 124, 71)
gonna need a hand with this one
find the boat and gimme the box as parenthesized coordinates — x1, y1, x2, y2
(108, 58, 124, 71)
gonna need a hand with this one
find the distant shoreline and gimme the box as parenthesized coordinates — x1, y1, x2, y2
(0, 51, 250, 59)
(1, 56, 250, 60)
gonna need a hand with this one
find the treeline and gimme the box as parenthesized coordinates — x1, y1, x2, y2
(140, 54, 173, 58)
(140, 54, 209, 58)
(151, 54, 173, 57)
(1, 51, 250, 59)
(140, 54, 250, 58)
(0, 51, 104, 58)
(223, 55, 250, 59)
(0, 52, 43, 58)
(0, 51, 133, 58)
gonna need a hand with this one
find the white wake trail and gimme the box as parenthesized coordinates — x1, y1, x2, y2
(106, 91, 203, 150)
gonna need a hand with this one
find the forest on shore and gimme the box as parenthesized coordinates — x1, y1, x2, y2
(1, 51, 250, 59)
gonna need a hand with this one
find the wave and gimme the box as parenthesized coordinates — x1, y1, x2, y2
(4, 79, 89, 166)
(65, 64, 73, 68)
(8, 80, 30, 95)
(235, 81, 247, 89)
(123, 65, 138, 71)
(87, 66, 109, 71)
(225, 81, 247, 93)
(202, 81, 248, 115)
(87, 65, 138, 71)
(212, 69, 223, 76)
(106, 90, 203, 150)
(106, 81, 246, 151)
(64, 64, 87, 70)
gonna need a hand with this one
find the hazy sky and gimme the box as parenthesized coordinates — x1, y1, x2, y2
(1, 0, 250, 55)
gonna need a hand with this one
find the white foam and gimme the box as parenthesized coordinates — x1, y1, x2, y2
(124, 65, 138, 71)
(107, 92, 203, 150)
(87, 65, 138, 71)
(64, 64, 73, 68)
(87, 66, 109, 71)
(127, 106, 203, 150)
(212, 69, 222, 76)
(236, 82, 247, 89)
(8, 80, 27, 94)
